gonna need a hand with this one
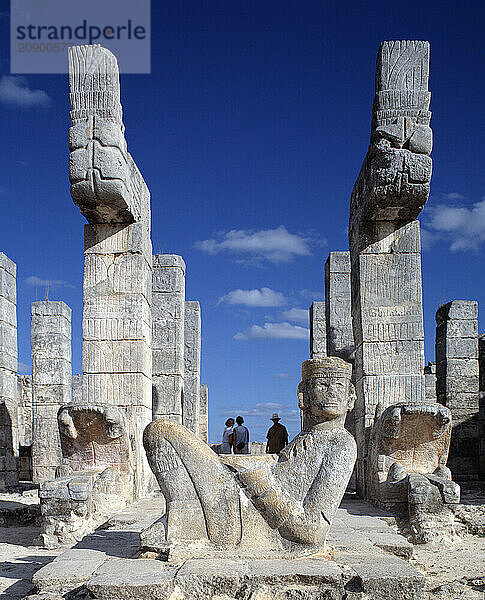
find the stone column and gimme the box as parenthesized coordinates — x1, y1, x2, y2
(435, 301, 479, 480)
(71, 374, 82, 404)
(152, 255, 185, 422)
(199, 384, 209, 443)
(17, 375, 32, 448)
(479, 334, 485, 479)
(349, 41, 432, 496)
(17, 375, 32, 481)
(309, 302, 326, 359)
(325, 252, 353, 361)
(183, 301, 201, 435)
(0, 252, 18, 490)
(68, 45, 152, 498)
(31, 301, 71, 482)
(424, 362, 437, 403)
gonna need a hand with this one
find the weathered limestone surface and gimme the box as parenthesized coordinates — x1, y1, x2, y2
(368, 402, 459, 542)
(349, 41, 432, 496)
(325, 252, 354, 361)
(309, 301, 326, 358)
(29, 494, 427, 600)
(183, 300, 201, 435)
(32, 495, 426, 600)
(17, 374, 33, 480)
(435, 301, 480, 480)
(17, 374, 32, 447)
(33, 500, 426, 600)
(70, 44, 153, 497)
(199, 383, 208, 443)
(38, 44, 154, 547)
(424, 362, 436, 402)
(152, 254, 185, 422)
(143, 356, 356, 558)
(31, 301, 71, 483)
(71, 373, 82, 404)
(0, 252, 18, 491)
(479, 334, 485, 478)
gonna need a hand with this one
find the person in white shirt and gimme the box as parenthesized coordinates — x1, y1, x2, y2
(221, 418, 235, 454)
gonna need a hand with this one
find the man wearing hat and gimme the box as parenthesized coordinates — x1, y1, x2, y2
(265, 413, 288, 454)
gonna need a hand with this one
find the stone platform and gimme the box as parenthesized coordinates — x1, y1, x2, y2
(29, 494, 426, 600)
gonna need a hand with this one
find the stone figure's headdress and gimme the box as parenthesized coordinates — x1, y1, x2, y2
(301, 357, 352, 382)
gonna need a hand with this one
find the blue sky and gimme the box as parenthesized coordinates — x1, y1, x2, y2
(0, 1, 484, 442)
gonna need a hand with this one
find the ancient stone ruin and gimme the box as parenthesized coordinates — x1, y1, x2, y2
(0, 40, 484, 600)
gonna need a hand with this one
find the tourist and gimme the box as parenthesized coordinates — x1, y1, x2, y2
(221, 418, 235, 454)
(233, 416, 249, 454)
(265, 413, 288, 454)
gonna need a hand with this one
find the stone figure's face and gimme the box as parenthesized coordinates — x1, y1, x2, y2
(299, 375, 355, 422)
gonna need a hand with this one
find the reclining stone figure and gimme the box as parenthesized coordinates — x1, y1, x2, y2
(143, 356, 356, 557)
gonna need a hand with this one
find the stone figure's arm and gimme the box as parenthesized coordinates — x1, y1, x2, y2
(238, 432, 356, 545)
(238, 466, 326, 545)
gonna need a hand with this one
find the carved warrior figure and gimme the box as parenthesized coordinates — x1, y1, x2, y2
(143, 357, 356, 554)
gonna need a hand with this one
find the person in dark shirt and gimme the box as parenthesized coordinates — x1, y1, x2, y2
(265, 413, 288, 454)
(233, 415, 249, 454)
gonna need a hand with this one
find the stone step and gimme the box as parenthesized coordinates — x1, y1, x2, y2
(85, 555, 426, 600)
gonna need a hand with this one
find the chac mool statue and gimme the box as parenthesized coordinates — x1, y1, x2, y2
(142, 356, 356, 558)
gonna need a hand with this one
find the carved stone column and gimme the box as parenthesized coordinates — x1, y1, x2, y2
(325, 252, 353, 361)
(349, 41, 432, 496)
(152, 254, 185, 422)
(31, 300, 71, 482)
(436, 301, 480, 479)
(0, 252, 18, 490)
(309, 301, 326, 359)
(68, 44, 153, 498)
(183, 301, 201, 435)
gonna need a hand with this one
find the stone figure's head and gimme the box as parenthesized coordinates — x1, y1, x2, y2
(298, 357, 355, 426)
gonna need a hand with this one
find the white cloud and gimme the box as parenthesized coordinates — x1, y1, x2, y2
(440, 192, 466, 201)
(280, 308, 308, 325)
(274, 373, 297, 379)
(419, 227, 437, 251)
(234, 321, 309, 340)
(219, 287, 286, 307)
(298, 289, 324, 301)
(220, 401, 300, 423)
(195, 226, 314, 264)
(422, 198, 485, 252)
(25, 276, 74, 289)
(0, 76, 51, 108)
